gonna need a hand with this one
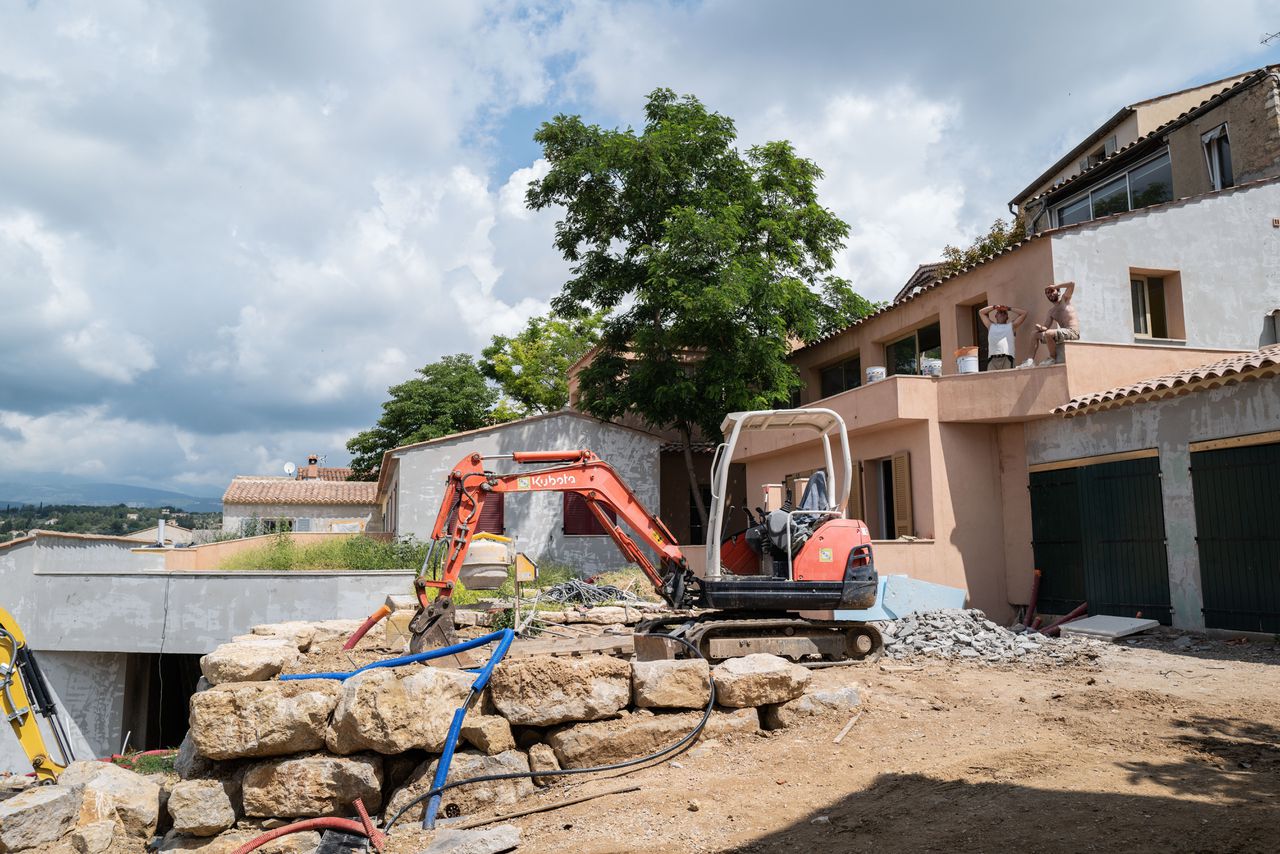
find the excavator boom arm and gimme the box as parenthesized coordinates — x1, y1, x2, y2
(422, 451, 690, 603)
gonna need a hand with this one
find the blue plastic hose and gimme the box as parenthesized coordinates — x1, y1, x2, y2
(275, 628, 516, 830)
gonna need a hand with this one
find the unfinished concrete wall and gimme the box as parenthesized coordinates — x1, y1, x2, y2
(393, 412, 662, 573)
(1051, 178, 1280, 350)
(0, 651, 128, 776)
(1024, 375, 1280, 630)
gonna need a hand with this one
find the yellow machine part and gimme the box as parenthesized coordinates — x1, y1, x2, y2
(0, 607, 67, 782)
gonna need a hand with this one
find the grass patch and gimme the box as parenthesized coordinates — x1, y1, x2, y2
(111, 751, 176, 775)
(218, 534, 429, 571)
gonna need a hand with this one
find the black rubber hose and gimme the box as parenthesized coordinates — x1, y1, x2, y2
(383, 633, 716, 834)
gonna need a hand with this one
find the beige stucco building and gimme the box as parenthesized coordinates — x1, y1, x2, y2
(737, 175, 1280, 626)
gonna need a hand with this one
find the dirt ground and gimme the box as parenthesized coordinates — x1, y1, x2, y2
(386, 630, 1280, 854)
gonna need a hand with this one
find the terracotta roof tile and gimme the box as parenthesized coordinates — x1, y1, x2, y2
(222, 477, 378, 506)
(1056, 344, 1280, 417)
(298, 467, 354, 482)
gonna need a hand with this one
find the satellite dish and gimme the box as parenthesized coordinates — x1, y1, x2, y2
(283, 462, 297, 478)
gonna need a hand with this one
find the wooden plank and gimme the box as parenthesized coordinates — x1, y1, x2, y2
(1028, 448, 1158, 473)
(1189, 429, 1280, 453)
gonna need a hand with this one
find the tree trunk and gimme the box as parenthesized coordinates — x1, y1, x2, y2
(680, 423, 709, 537)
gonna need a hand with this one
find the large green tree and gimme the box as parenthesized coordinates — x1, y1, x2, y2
(346, 354, 503, 479)
(527, 88, 873, 525)
(480, 311, 603, 417)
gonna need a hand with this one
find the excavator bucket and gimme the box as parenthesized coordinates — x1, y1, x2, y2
(408, 597, 478, 669)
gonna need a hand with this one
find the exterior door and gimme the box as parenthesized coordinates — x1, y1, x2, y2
(1030, 456, 1172, 624)
(1190, 440, 1280, 632)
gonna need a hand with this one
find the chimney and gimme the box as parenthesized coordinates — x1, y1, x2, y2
(304, 454, 320, 480)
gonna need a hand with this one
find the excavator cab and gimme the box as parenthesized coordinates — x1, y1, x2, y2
(699, 408, 879, 612)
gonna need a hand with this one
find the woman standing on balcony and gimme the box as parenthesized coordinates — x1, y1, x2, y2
(979, 303, 1028, 370)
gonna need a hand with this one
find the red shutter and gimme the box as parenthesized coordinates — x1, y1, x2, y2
(562, 493, 616, 535)
(476, 494, 504, 534)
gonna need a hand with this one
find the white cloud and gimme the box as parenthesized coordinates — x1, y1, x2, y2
(61, 322, 155, 383)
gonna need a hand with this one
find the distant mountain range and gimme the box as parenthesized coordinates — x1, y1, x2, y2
(0, 476, 221, 513)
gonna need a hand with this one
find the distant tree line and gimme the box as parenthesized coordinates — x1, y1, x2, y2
(0, 504, 222, 541)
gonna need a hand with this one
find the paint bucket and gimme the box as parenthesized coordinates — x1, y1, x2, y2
(865, 366, 886, 383)
(920, 357, 943, 377)
(957, 355, 980, 374)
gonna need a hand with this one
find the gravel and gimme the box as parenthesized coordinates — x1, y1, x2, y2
(875, 609, 1103, 665)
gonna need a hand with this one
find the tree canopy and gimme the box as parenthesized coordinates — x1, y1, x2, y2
(479, 311, 603, 417)
(526, 88, 874, 522)
(346, 354, 506, 479)
(939, 217, 1027, 278)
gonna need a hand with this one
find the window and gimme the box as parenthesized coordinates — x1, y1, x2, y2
(1131, 276, 1168, 338)
(818, 356, 861, 398)
(1202, 124, 1234, 191)
(260, 518, 293, 534)
(563, 493, 616, 536)
(885, 322, 941, 377)
(476, 494, 504, 535)
(1054, 150, 1173, 227)
(294, 518, 312, 533)
(873, 454, 913, 539)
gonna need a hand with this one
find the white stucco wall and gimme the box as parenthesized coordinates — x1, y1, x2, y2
(222, 503, 373, 533)
(393, 413, 662, 573)
(1024, 376, 1280, 630)
(1051, 179, 1280, 350)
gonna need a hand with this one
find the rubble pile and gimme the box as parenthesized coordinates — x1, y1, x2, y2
(877, 609, 1102, 664)
(0, 618, 859, 853)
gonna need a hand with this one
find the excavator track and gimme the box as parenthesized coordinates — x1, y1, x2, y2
(633, 613, 883, 666)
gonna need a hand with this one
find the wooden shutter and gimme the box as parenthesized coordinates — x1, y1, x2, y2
(563, 493, 616, 535)
(847, 461, 864, 522)
(476, 493, 504, 535)
(891, 452, 913, 538)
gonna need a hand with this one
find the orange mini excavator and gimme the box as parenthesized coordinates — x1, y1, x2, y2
(408, 408, 883, 664)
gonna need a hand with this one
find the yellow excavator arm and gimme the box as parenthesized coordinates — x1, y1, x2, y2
(0, 607, 73, 782)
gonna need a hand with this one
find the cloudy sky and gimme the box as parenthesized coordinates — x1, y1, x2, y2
(0, 1, 1275, 496)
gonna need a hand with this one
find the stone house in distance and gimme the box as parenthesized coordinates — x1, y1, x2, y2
(221, 456, 377, 533)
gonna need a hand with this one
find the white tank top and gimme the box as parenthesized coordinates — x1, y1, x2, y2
(988, 322, 1014, 356)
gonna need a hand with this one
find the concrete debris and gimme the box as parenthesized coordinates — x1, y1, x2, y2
(711, 654, 811, 707)
(421, 824, 521, 854)
(631, 658, 711, 709)
(240, 754, 383, 818)
(190, 679, 340, 760)
(166, 780, 235, 837)
(877, 609, 1103, 664)
(488, 655, 631, 726)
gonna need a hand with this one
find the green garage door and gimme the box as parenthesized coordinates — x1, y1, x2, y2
(1030, 455, 1172, 624)
(1191, 440, 1280, 632)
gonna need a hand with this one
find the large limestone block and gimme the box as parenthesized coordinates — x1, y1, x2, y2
(241, 754, 382, 818)
(0, 785, 106, 852)
(711, 654, 811, 708)
(631, 659, 711, 709)
(547, 708, 758, 768)
(189, 680, 340, 760)
(59, 761, 162, 838)
(421, 825, 521, 854)
(488, 656, 630, 726)
(166, 781, 235, 837)
(460, 715, 516, 755)
(247, 621, 317, 651)
(326, 666, 474, 755)
(385, 750, 534, 823)
(69, 819, 117, 854)
(527, 743, 560, 787)
(199, 639, 300, 685)
(160, 829, 320, 853)
(763, 684, 862, 729)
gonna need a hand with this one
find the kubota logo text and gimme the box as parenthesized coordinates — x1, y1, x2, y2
(516, 473, 579, 489)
